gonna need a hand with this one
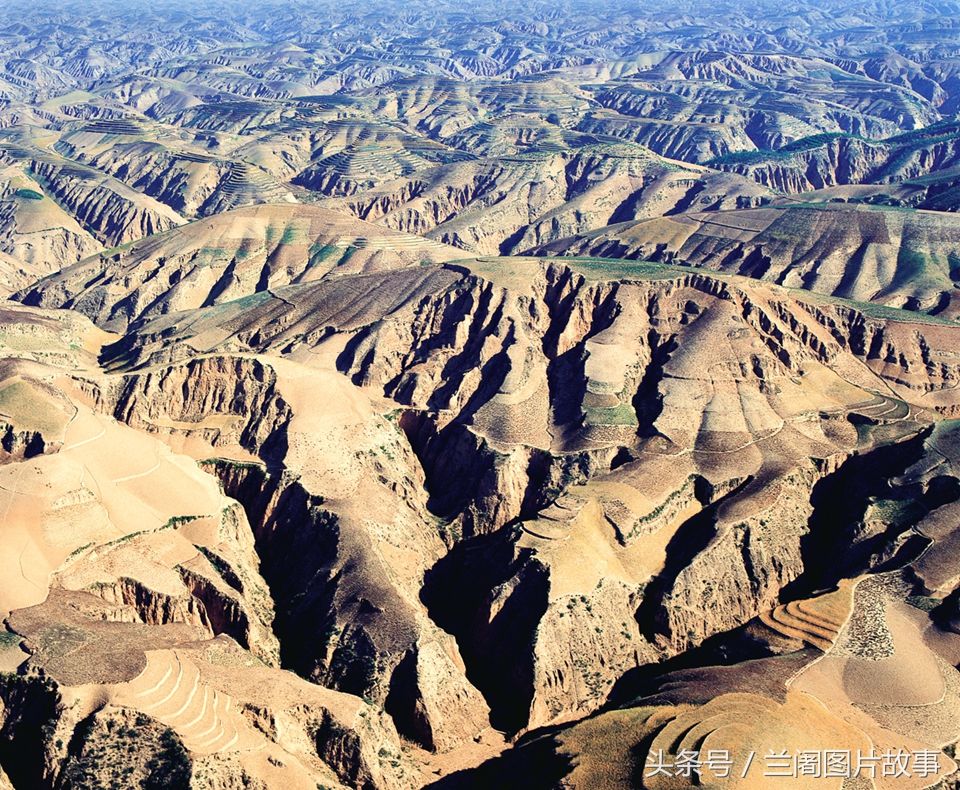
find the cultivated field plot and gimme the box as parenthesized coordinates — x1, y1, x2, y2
(1, 1, 960, 788)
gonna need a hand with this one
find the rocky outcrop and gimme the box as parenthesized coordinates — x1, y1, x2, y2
(309, 706, 406, 790)
(528, 578, 656, 727)
(58, 250, 960, 741)
(57, 707, 193, 790)
(646, 469, 821, 652)
(210, 460, 490, 753)
(87, 565, 277, 657)
(60, 507, 282, 667)
(109, 355, 293, 461)
(0, 422, 55, 460)
(89, 576, 212, 630)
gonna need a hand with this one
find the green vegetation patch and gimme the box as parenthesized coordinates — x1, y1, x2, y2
(626, 475, 698, 541)
(200, 456, 265, 471)
(947, 251, 960, 282)
(195, 544, 243, 592)
(584, 403, 638, 426)
(711, 135, 861, 167)
(781, 132, 860, 153)
(58, 711, 192, 790)
(706, 120, 960, 170)
(102, 515, 201, 550)
(0, 380, 66, 435)
(545, 249, 955, 327)
(884, 120, 960, 147)
(865, 497, 926, 531)
(906, 595, 941, 613)
(308, 242, 344, 269)
(560, 256, 689, 282)
(163, 514, 202, 529)
(795, 286, 958, 326)
(891, 246, 943, 295)
(187, 246, 233, 267)
(280, 223, 303, 245)
(836, 296, 955, 326)
(707, 148, 787, 166)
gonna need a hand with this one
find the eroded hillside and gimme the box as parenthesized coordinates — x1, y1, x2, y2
(2, 1, 960, 788)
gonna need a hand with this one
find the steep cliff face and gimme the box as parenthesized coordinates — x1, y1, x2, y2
(10, 4, 960, 787)
(0, 166, 101, 278)
(27, 158, 184, 246)
(76, 564, 270, 663)
(331, 260, 958, 731)
(0, 307, 430, 787)
(333, 264, 634, 534)
(711, 129, 960, 194)
(337, 259, 956, 514)
(713, 137, 894, 193)
(88, 576, 212, 629)
(420, 462, 840, 731)
(0, 422, 56, 460)
(50, 496, 283, 667)
(9, 249, 960, 769)
(458, 420, 960, 790)
(79, 331, 489, 753)
(644, 469, 822, 652)
(208, 457, 491, 754)
(0, 671, 67, 790)
(79, 259, 958, 745)
(0, 642, 415, 790)
(109, 355, 294, 461)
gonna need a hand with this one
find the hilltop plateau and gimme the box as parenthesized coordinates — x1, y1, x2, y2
(1, 1, 960, 788)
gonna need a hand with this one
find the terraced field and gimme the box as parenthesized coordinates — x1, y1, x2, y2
(1, 1, 960, 789)
(759, 584, 854, 652)
(116, 650, 256, 755)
